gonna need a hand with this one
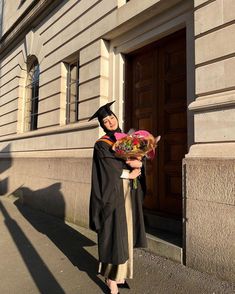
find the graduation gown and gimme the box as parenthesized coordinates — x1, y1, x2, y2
(89, 137, 147, 265)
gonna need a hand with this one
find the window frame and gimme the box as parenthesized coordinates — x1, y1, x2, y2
(66, 59, 79, 124)
(25, 59, 40, 131)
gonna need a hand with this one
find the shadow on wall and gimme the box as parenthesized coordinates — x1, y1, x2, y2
(14, 183, 66, 220)
(0, 144, 12, 196)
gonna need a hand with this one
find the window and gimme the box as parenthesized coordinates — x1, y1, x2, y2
(25, 59, 40, 131)
(66, 60, 79, 124)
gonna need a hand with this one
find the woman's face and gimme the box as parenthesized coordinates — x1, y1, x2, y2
(103, 114, 118, 131)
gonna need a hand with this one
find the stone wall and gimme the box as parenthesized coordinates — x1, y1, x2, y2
(184, 0, 235, 282)
(0, 155, 92, 228)
(183, 158, 235, 282)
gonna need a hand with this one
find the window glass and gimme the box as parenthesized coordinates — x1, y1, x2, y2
(66, 60, 79, 124)
(25, 60, 40, 131)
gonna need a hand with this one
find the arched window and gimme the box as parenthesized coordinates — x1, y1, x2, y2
(25, 58, 40, 131)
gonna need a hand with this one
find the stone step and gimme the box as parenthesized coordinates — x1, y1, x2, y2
(146, 229, 182, 264)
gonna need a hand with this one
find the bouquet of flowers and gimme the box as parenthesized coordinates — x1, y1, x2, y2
(112, 130, 161, 188)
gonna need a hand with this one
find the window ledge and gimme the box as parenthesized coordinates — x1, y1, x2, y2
(0, 120, 99, 143)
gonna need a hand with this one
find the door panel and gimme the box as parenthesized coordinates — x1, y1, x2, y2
(125, 29, 187, 217)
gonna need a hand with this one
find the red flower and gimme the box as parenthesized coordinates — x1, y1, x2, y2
(133, 138, 139, 145)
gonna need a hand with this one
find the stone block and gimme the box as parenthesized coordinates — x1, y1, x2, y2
(79, 77, 109, 101)
(39, 94, 60, 113)
(195, 0, 222, 36)
(0, 47, 23, 74)
(196, 57, 235, 95)
(0, 77, 20, 97)
(0, 122, 17, 136)
(0, 88, 19, 106)
(0, 110, 17, 126)
(194, 107, 235, 142)
(195, 0, 235, 35)
(79, 56, 109, 83)
(0, 65, 20, 87)
(223, 0, 235, 23)
(80, 59, 101, 84)
(80, 39, 109, 66)
(40, 63, 61, 85)
(79, 78, 100, 101)
(0, 99, 18, 115)
(37, 109, 60, 129)
(195, 23, 235, 64)
(185, 158, 235, 205)
(78, 97, 100, 120)
(40, 78, 61, 100)
(185, 198, 235, 282)
(80, 41, 102, 66)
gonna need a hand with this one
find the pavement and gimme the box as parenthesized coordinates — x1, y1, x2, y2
(0, 195, 234, 294)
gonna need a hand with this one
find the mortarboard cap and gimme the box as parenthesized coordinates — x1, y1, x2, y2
(88, 101, 115, 122)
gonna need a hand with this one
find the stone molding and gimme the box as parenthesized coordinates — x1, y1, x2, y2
(186, 143, 235, 158)
(0, 0, 63, 56)
(0, 148, 94, 158)
(189, 90, 235, 111)
(0, 120, 98, 143)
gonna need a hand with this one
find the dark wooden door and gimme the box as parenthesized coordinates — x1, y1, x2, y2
(125, 29, 187, 217)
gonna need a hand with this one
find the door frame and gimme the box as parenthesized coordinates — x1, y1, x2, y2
(109, 1, 194, 149)
(108, 0, 194, 256)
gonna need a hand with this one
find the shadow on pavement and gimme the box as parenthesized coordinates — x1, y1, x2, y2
(0, 144, 12, 196)
(0, 200, 65, 294)
(14, 198, 108, 293)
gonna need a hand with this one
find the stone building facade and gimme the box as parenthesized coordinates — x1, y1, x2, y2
(0, 0, 234, 283)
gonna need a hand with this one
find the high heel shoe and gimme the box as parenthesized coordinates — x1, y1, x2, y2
(105, 278, 120, 294)
(118, 281, 130, 289)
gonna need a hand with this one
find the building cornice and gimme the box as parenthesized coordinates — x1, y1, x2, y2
(0, 0, 63, 58)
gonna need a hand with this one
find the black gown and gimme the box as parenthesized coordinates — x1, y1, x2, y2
(89, 136, 147, 267)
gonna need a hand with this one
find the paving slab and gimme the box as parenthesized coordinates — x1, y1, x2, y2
(0, 196, 234, 294)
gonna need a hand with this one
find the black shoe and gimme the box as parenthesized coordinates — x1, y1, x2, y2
(118, 281, 130, 289)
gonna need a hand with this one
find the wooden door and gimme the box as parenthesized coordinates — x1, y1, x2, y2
(125, 29, 187, 217)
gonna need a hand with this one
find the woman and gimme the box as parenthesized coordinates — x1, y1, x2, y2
(89, 101, 147, 294)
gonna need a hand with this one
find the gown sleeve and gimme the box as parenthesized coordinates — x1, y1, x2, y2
(89, 141, 124, 232)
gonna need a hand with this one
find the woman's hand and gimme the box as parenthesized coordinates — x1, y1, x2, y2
(126, 159, 142, 169)
(129, 168, 141, 179)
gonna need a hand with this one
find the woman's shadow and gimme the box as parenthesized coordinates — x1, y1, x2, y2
(14, 183, 109, 293)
